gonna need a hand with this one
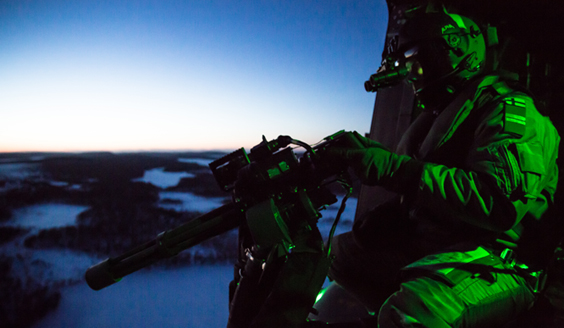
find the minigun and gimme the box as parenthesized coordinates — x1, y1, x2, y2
(85, 130, 362, 292)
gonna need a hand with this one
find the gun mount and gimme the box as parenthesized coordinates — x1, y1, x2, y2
(85, 130, 362, 291)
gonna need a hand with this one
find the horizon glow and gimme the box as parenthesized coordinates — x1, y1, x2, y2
(0, 0, 388, 152)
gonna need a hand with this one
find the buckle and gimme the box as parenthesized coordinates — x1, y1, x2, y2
(500, 248, 516, 268)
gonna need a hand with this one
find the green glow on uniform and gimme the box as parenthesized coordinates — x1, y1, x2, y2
(448, 13, 466, 29)
(506, 114, 526, 125)
(315, 287, 328, 303)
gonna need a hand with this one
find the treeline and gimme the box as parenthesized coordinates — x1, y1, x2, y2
(0, 255, 61, 328)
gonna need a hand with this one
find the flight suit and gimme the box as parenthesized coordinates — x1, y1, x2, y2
(328, 74, 560, 327)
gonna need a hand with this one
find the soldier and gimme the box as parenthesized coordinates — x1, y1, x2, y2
(326, 9, 560, 327)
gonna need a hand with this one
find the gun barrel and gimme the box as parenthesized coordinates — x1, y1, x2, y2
(85, 203, 243, 291)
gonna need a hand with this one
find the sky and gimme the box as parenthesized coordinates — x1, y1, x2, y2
(0, 0, 388, 152)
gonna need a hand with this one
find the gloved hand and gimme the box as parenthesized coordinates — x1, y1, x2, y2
(324, 131, 423, 194)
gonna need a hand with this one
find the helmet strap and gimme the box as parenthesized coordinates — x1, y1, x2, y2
(414, 57, 476, 109)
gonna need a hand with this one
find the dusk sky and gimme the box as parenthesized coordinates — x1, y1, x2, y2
(1, 1, 388, 152)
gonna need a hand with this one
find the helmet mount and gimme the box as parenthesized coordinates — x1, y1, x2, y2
(365, 8, 487, 105)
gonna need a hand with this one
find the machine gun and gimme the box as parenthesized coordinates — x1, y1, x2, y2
(85, 130, 363, 327)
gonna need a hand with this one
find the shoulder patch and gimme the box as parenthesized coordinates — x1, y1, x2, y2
(504, 98, 526, 137)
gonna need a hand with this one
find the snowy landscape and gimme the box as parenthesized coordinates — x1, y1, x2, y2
(0, 151, 357, 327)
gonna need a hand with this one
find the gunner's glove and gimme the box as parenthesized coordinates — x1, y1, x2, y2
(326, 131, 423, 194)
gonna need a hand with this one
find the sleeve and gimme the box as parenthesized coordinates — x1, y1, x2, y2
(411, 95, 560, 232)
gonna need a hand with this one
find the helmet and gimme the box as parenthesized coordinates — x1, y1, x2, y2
(394, 10, 486, 95)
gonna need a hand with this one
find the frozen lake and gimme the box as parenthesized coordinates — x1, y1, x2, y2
(1, 204, 89, 229)
(133, 167, 195, 189)
(0, 202, 234, 328)
(158, 191, 228, 213)
(0, 162, 42, 179)
(0, 203, 96, 286)
(33, 265, 233, 328)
